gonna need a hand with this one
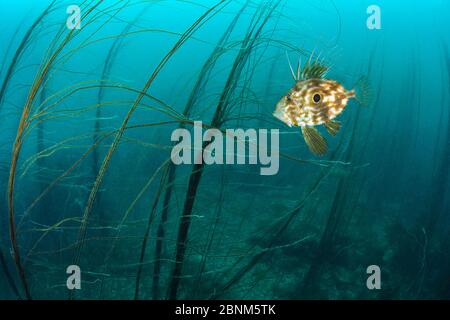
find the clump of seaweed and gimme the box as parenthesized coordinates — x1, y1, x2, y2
(70, 0, 230, 299)
(166, 0, 284, 299)
(6, 0, 125, 300)
(139, 1, 250, 300)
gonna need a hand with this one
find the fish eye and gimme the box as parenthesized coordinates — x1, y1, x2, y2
(313, 93, 321, 103)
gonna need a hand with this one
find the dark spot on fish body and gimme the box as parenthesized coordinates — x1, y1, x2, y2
(286, 94, 292, 102)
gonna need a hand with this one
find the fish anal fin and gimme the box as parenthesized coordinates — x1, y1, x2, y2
(324, 120, 341, 136)
(301, 126, 328, 156)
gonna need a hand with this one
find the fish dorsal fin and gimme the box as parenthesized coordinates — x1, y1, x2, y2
(324, 120, 341, 136)
(301, 126, 328, 156)
(287, 51, 329, 81)
(301, 61, 329, 80)
(301, 50, 329, 80)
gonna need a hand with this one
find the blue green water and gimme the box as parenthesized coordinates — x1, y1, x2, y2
(0, 0, 449, 300)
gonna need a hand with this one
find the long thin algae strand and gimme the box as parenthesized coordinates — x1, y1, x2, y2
(0, 1, 57, 111)
(38, 0, 130, 92)
(133, 163, 170, 299)
(94, 6, 150, 181)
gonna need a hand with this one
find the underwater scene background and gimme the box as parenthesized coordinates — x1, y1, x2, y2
(0, 0, 449, 300)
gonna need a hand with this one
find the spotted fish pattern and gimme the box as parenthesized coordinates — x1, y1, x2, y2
(273, 60, 362, 156)
(274, 79, 354, 127)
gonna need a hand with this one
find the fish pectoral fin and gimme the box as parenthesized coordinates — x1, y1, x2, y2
(301, 126, 328, 156)
(324, 120, 341, 136)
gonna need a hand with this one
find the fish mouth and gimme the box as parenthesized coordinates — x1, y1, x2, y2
(273, 110, 293, 127)
(273, 110, 284, 121)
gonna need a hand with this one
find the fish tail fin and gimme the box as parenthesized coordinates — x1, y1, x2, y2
(351, 76, 373, 106)
(301, 126, 328, 156)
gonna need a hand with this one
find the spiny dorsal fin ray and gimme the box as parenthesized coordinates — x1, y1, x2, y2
(288, 50, 329, 81)
(324, 120, 341, 136)
(300, 49, 329, 80)
(301, 61, 329, 80)
(286, 52, 296, 81)
(301, 126, 328, 156)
